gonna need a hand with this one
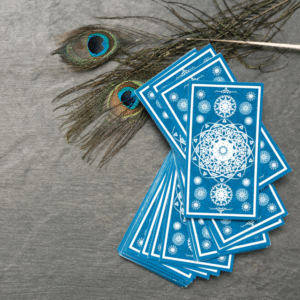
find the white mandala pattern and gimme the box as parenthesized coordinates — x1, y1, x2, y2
(137, 238, 144, 247)
(217, 256, 227, 262)
(259, 193, 269, 206)
(242, 178, 251, 187)
(183, 114, 187, 122)
(192, 200, 201, 210)
(223, 226, 232, 235)
(236, 188, 249, 201)
(260, 151, 271, 164)
(162, 111, 169, 119)
(239, 102, 252, 115)
(212, 66, 222, 76)
(213, 76, 225, 82)
(260, 141, 265, 149)
(244, 117, 253, 125)
(220, 219, 231, 225)
(198, 100, 211, 113)
(214, 95, 236, 118)
(269, 160, 279, 170)
(198, 219, 205, 225)
(202, 226, 211, 239)
(192, 121, 254, 182)
(267, 203, 277, 213)
(210, 184, 233, 206)
(148, 90, 156, 100)
(241, 202, 251, 212)
(172, 233, 185, 246)
(177, 98, 188, 112)
(246, 92, 256, 101)
(196, 90, 205, 99)
(202, 240, 212, 250)
(173, 222, 182, 230)
(169, 92, 179, 102)
(196, 115, 205, 123)
(168, 245, 178, 255)
(194, 187, 207, 200)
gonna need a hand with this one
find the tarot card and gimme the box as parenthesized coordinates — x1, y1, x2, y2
(206, 184, 288, 248)
(135, 45, 217, 157)
(185, 81, 264, 220)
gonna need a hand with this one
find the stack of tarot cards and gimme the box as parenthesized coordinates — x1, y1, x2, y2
(117, 45, 291, 287)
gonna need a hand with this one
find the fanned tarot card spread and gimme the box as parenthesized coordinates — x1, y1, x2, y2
(135, 45, 217, 156)
(118, 152, 199, 287)
(185, 82, 264, 220)
(159, 168, 234, 272)
(206, 184, 288, 248)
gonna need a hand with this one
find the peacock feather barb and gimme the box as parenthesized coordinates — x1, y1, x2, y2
(52, 0, 300, 168)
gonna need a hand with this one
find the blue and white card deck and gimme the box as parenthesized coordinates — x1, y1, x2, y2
(118, 44, 291, 287)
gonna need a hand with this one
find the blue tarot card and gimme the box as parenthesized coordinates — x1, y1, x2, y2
(159, 169, 234, 271)
(155, 58, 291, 189)
(206, 184, 288, 248)
(258, 123, 292, 190)
(185, 81, 264, 220)
(149, 44, 216, 93)
(118, 152, 198, 286)
(155, 53, 236, 145)
(146, 166, 218, 276)
(135, 45, 217, 157)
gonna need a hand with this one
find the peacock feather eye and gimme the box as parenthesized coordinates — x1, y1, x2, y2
(52, 28, 120, 71)
(107, 81, 143, 119)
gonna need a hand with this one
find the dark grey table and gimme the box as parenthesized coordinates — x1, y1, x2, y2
(0, 0, 299, 299)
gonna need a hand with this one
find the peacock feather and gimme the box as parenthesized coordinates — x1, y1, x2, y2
(52, 0, 300, 168)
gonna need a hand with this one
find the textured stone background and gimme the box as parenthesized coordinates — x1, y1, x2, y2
(0, 0, 299, 299)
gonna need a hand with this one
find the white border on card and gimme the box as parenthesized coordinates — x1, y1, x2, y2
(161, 172, 233, 269)
(212, 184, 285, 243)
(186, 83, 262, 218)
(129, 175, 166, 252)
(161, 57, 235, 136)
(153, 48, 216, 92)
(142, 173, 173, 255)
(259, 127, 288, 186)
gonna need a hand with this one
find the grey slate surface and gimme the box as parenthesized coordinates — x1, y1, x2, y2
(0, 0, 299, 299)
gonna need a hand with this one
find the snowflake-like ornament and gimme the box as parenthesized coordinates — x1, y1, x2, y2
(196, 115, 204, 123)
(214, 95, 236, 118)
(239, 102, 252, 115)
(191, 200, 201, 210)
(212, 66, 222, 76)
(223, 225, 232, 235)
(241, 202, 251, 212)
(242, 178, 251, 187)
(169, 92, 179, 102)
(210, 184, 233, 206)
(173, 222, 182, 230)
(172, 233, 185, 246)
(269, 160, 279, 170)
(196, 89, 206, 99)
(168, 245, 178, 255)
(137, 238, 144, 247)
(194, 187, 207, 200)
(148, 90, 156, 100)
(177, 98, 188, 112)
(162, 111, 169, 119)
(244, 117, 253, 125)
(236, 188, 249, 202)
(246, 91, 256, 101)
(202, 240, 211, 250)
(217, 256, 227, 262)
(259, 193, 269, 206)
(267, 203, 277, 213)
(193, 176, 202, 185)
(260, 151, 271, 164)
(198, 100, 211, 113)
(198, 218, 205, 225)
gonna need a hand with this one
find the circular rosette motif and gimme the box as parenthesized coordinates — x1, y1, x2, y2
(192, 120, 255, 182)
(214, 95, 237, 118)
(210, 183, 233, 206)
(172, 232, 185, 246)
